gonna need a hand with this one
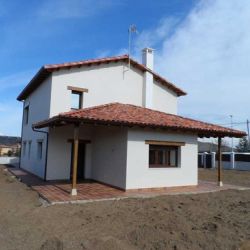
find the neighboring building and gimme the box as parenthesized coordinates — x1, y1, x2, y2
(17, 48, 245, 194)
(0, 136, 21, 156)
(198, 141, 231, 153)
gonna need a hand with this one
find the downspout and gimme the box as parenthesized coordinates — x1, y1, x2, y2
(32, 127, 49, 181)
(19, 101, 25, 168)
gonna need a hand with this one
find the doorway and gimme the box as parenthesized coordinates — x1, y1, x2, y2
(70, 142, 85, 180)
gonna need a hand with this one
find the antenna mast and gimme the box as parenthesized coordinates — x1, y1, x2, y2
(128, 24, 137, 69)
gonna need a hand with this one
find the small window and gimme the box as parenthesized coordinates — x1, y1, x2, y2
(37, 141, 43, 160)
(24, 106, 29, 124)
(71, 91, 82, 109)
(149, 145, 179, 168)
(28, 141, 32, 159)
(23, 141, 27, 156)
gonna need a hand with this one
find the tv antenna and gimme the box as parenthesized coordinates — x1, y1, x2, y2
(128, 24, 138, 69)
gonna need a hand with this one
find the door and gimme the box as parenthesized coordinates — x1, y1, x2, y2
(70, 142, 85, 179)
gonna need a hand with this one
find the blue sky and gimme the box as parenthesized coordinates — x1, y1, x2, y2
(0, 0, 249, 138)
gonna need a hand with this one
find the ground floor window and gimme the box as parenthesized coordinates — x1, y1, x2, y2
(37, 141, 43, 160)
(149, 145, 179, 168)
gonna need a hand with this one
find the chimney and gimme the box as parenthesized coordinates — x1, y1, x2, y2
(142, 47, 154, 70)
(142, 48, 154, 108)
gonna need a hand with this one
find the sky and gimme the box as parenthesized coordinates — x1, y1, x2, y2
(0, 0, 249, 139)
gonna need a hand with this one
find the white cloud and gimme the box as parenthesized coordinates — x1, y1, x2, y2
(134, 0, 250, 130)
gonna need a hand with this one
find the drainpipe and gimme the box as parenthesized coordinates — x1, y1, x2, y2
(32, 127, 49, 181)
(19, 101, 25, 168)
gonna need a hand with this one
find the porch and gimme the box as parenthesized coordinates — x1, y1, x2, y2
(7, 166, 248, 204)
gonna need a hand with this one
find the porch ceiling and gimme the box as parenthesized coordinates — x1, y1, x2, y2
(32, 103, 246, 138)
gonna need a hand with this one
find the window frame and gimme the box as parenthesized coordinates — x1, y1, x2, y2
(148, 145, 179, 168)
(23, 141, 27, 156)
(37, 140, 43, 160)
(24, 105, 29, 125)
(28, 141, 32, 159)
(67, 86, 88, 110)
(71, 90, 83, 110)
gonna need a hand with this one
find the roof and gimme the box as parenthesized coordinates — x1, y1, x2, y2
(17, 55, 186, 101)
(33, 103, 246, 138)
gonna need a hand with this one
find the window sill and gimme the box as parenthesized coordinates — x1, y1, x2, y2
(149, 164, 180, 169)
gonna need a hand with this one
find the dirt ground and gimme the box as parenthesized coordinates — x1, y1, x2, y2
(0, 165, 249, 250)
(199, 168, 250, 187)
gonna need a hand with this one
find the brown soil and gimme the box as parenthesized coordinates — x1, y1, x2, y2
(0, 165, 249, 250)
(199, 168, 250, 187)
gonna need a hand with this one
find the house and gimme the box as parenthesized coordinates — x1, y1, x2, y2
(198, 141, 231, 153)
(0, 136, 21, 156)
(17, 48, 245, 195)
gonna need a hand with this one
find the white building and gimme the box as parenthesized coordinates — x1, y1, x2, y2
(17, 48, 245, 195)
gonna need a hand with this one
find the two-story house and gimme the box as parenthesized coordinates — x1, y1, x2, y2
(17, 48, 245, 195)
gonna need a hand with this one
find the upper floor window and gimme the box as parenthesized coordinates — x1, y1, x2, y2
(71, 91, 82, 109)
(24, 105, 29, 124)
(67, 86, 88, 110)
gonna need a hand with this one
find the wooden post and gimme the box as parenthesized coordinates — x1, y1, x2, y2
(71, 124, 79, 195)
(217, 137, 223, 187)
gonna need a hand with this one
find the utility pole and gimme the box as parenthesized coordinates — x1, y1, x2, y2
(230, 115, 233, 152)
(247, 119, 250, 145)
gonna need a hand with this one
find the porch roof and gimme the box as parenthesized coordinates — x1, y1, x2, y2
(33, 103, 246, 138)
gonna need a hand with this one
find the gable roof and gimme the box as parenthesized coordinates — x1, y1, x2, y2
(33, 103, 246, 138)
(17, 55, 186, 101)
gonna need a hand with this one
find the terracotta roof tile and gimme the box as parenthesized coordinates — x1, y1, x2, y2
(33, 103, 246, 138)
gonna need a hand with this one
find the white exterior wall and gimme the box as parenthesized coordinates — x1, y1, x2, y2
(126, 129, 198, 189)
(20, 76, 52, 178)
(49, 62, 144, 116)
(46, 124, 93, 180)
(152, 80, 178, 114)
(91, 126, 127, 189)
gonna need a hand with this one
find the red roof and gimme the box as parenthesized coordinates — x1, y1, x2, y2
(33, 103, 246, 138)
(17, 55, 186, 101)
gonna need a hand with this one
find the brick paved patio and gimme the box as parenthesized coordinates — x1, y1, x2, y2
(7, 166, 249, 204)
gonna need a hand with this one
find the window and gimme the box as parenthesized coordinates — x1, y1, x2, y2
(149, 145, 179, 168)
(24, 105, 29, 124)
(71, 91, 82, 109)
(22, 141, 26, 156)
(28, 141, 32, 159)
(37, 141, 43, 160)
(67, 86, 88, 110)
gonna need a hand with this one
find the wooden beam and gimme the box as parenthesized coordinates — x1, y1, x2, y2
(145, 140, 186, 146)
(67, 86, 89, 93)
(217, 137, 223, 186)
(67, 139, 91, 144)
(71, 125, 79, 195)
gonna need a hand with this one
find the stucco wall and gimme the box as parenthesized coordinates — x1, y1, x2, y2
(91, 126, 127, 189)
(46, 124, 93, 180)
(126, 129, 198, 189)
(20, 76, 52, 178)
(152, 80, 178, 114)
(49, 62, 144, 116)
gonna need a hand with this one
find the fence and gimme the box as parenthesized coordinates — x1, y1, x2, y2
(0, 157, 19, 167)
(198, 152, 250, 171)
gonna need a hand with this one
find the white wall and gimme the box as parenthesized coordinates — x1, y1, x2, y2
(126, 129, 198, 189)
(46, 124, 93, 180)
(50, 62, 144, 116)
(152, 80, 178, 114)
(0, 157, 19, 167)
(20, 76, 52, 178)
(91, 126, 127, 189)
